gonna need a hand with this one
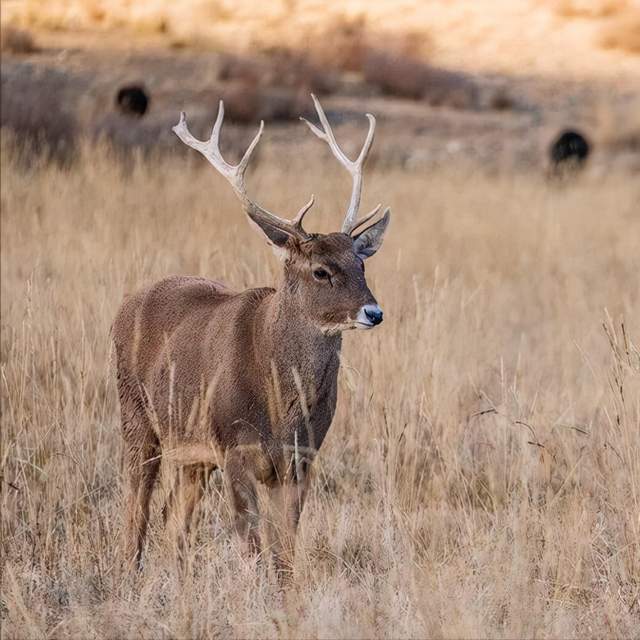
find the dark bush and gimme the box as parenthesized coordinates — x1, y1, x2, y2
(116, 85, 150, 117)
(549, 130, 591, 174)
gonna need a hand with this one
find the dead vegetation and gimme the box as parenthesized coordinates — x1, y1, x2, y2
(1, 139, 639, 638)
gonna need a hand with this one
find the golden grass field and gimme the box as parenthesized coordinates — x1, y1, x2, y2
(1, 135, 639, 638)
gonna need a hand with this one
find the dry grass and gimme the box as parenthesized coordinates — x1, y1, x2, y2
(1, 138, 639, 639)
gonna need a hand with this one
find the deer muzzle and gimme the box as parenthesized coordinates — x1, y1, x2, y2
(356, 304, 384, 328)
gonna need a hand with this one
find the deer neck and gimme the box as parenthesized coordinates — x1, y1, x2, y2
(250, 282, 342, 447)
(255, 283, 342, 378)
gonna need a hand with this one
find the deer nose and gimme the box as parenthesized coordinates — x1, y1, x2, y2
(359, 304, 383, 327)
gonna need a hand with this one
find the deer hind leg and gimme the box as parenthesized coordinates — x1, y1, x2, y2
(223, 447, 267, 557)
(122, 434, 161, 569)
(118, 368, 161, 569)
(163, 464, 211, 562)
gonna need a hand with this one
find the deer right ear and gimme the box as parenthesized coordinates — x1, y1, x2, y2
(352, 208, 391, 260)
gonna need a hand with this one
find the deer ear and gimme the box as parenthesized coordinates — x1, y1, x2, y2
(246, 210, 295, 257)
(352, 208, 390, 259)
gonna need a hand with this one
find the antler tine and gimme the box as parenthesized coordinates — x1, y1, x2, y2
(173, 102, 313, 240)
(349, 203, 382, 236)
(207, 99, 226, 158)
(292, 195, 315, 231)
(174, 101, 266, 203)
(301, 93, 376, 234)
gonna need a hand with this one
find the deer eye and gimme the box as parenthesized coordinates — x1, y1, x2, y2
(312, 267, 331, 281)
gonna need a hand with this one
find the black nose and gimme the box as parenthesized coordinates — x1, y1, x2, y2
(365, 307, 383, 325)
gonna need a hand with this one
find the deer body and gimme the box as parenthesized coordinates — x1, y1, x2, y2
(114, 96, 390, 577)
(114, 274, 341, 461)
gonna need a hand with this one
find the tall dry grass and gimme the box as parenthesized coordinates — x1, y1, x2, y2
(1, 137, 639, 639)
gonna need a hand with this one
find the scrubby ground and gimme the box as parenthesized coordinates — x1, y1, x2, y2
(1, 139, 639, 638)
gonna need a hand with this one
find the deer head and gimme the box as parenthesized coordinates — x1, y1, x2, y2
(173, 95, 390, 334)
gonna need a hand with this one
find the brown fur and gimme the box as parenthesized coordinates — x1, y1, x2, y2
(113, 234, 381, 576)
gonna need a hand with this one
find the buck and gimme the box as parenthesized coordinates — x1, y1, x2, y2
(112, 95, 390, 577)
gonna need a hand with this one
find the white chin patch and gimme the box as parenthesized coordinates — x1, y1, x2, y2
(322, 306, 383, 333)
(355, 305, 377, 329)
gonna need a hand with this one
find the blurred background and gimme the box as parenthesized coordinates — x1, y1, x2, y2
(2, 0, 639, 172)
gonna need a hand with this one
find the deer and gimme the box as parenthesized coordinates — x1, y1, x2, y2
(112, 94, 390, 579)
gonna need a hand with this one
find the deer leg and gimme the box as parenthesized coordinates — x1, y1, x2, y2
(118, 362, 162, 570)
(123, 439, 161, 569)
(163, 464, 211, 561)
(224, 448, 265, 557)
(267, 465, 310, 583)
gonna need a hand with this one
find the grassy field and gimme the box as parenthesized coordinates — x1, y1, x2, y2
(1, 138, 639, 638)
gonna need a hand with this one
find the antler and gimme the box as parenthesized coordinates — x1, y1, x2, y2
(173, 101, 313, 241)
(301, 94, 381, 235)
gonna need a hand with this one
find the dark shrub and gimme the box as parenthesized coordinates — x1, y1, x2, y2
(116, 85, 150, 117)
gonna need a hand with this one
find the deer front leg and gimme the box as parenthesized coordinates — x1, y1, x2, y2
(224, 447, 265, 556)
(267, 465, 310, 584)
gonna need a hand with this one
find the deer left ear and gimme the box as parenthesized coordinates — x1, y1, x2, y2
(352, 208, 391, 260)
(245, 208, 300, 260)
(246, 209, 292, 247)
